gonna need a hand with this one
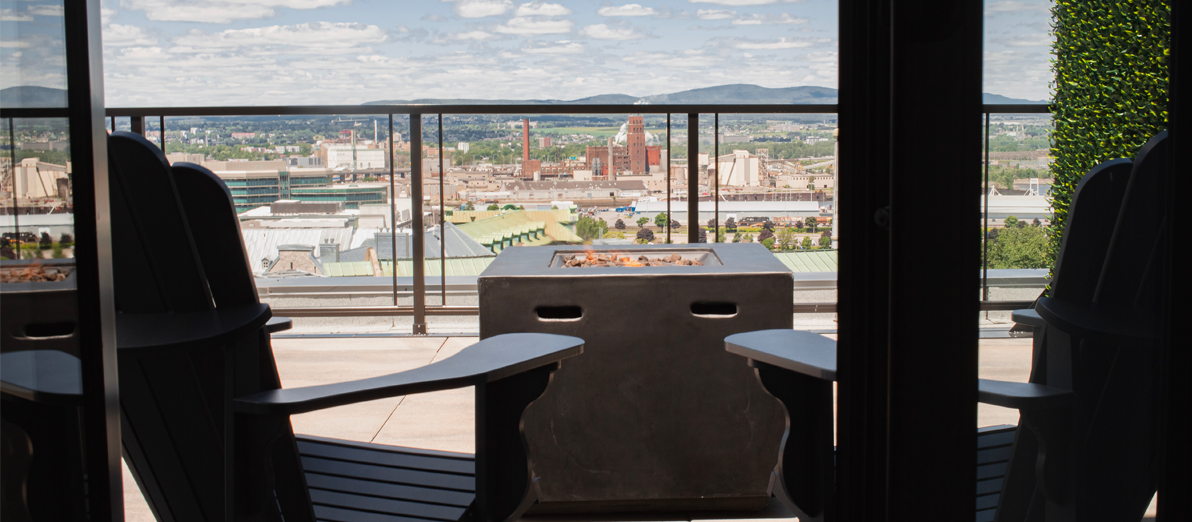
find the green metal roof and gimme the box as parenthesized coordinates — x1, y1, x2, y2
(322, 256, 498, 277)
(772, 250, 838, 272)
(456, 211, 581, 244)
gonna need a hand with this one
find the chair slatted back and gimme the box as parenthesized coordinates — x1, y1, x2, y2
(1095, 131, 1169, 310)
(1049, 159, 1133, 303)
(107, 132, 212, 314)
(171, 163, 261, 309)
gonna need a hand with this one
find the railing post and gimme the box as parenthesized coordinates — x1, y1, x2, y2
(666, 114, 671, 244)
(714, 113, 719, 242)
(983, 112, 991, 309)
(130, 115, 144, 135)
(687, 113, 698, 243)
(438, 114, 446, 306)
(410, 114, 426, 334)
(389, 114, 398, 307)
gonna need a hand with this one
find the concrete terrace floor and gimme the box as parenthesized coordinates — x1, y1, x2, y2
(122, 335, 1157, 521)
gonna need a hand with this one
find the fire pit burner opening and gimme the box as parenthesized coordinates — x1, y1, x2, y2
(550, 248, 722, 268)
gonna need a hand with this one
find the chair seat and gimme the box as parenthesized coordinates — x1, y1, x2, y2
(295, 435, 476, 522)
(976, 425, 1017, 522)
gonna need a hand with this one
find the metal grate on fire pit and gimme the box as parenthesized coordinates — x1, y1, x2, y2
(549, 248, 723, 268)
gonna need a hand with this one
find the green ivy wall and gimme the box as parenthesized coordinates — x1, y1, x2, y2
(1049, 0, 1169, 269)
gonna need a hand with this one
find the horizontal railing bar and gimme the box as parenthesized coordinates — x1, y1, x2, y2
(272, 306, 479, 317)
(4, 103, 1050, 120)
(270, 300, 1033, 318)
(102, 104, 838, 117)
(0, 108, 73, 119)
(978, 300, 1035, 311)
(982, 104, 1051, 114)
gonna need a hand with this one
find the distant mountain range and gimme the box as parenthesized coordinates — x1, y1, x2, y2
(1, 86, 68, 108)
(1, 84, 1046, 109)
(365, 84, 1047, 106)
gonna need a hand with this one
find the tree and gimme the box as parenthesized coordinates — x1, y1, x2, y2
(59, 233, 73, 245)
(819, 231, 831, 248)
(1031, 218, 1042, 227)
(670, 220, 680, 229)
(462, 201, 475, 211)
(740, 233, 754, 243)
(655, 212, 669, 229)
(794, 219, 804, 229)
(576, 216, 608, 240)
(762, 238, 775, 250)
(0, 244, 14, 260)
(988, 225, 1048, 268)
(776, 227, 797, 250)
(487, 204, 501, 211)
(707, 218, 716, 228)
(802, 236, 813, 250)
(1004, 215, 1019, 229)
(762, 220, 775, 232)
(725, 217, 736, 231)
(637, 216, 649, 228)
(758, 228, 775, 244)
(636, 227, 655, 244)
(38, 232, 52, 249)
(805, 216, 818, 233)
(502, 204, 519, 210)
(717, 229, 726, 243)
(731, 232, 741, 243)
(696, 228, 707, 243)
(615, 219, 626, 230)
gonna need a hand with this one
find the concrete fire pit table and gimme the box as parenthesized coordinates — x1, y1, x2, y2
(478, 243, 793, 513)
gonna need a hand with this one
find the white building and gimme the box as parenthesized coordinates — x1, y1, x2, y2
(716, 150, 762, 187)
(458, 142, 470, 153)
(326, 146, 386, 170)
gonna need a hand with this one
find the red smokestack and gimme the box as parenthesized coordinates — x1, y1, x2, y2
(522, 118, 530, 165)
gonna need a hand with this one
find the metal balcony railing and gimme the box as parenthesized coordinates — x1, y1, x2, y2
(3, 102, 1051, 332)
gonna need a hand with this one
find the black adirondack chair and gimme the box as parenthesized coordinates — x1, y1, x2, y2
(107, 131, 584, 522)
(1, 265, 89, 521)
(724, 131, 1168, 522)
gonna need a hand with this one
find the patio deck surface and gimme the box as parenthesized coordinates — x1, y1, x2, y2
(121, 335, 1155, 521)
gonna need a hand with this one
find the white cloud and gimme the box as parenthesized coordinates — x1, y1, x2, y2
(598, 4, 656, 17)
(421, 13, 448, 21)
(696, 9, 735, 20)
(444, 0, 513, 18)
(103, 24, 158, 46)
(0, 40, 32, 49)
(734, 37, 822, 49)
(0, 8, 33, 21)
(101, 7, 116, 24)
(515, 2, 571, 16)
(688, 0, 803, 6)
(985, 1, 1049, 16)
(992, 33, 1051, 47)
(733, 13, 806, 25)
(171, 22, 387, 54)
(121, 0, 351, 23)
(28, 5, 63, 16)
(581, 24, 645, 40)
(983, 49, 1050, 101)
(521, 40, 584, 54)
(447, 30, 500, 41)
(495, 17, 573, 36)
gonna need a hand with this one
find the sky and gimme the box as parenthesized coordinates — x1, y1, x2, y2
(0, 0, 1054, 107)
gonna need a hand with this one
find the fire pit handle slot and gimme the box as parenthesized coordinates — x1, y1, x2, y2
(536, 306, 583, 321)
(691, 302, 738, 317)
(23, 322, 78, 339)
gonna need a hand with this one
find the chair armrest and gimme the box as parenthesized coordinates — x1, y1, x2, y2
(1036, 297, 1160, 344)
(1, 350, 84, 405)
(116, 303, 272, 356)
(725, 329, 837, 381)
(234, 333, 583, 416)
(264, 317, 293, 334)
(978, 379, 1072, 410)
(1010, 308, 1046, 328)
